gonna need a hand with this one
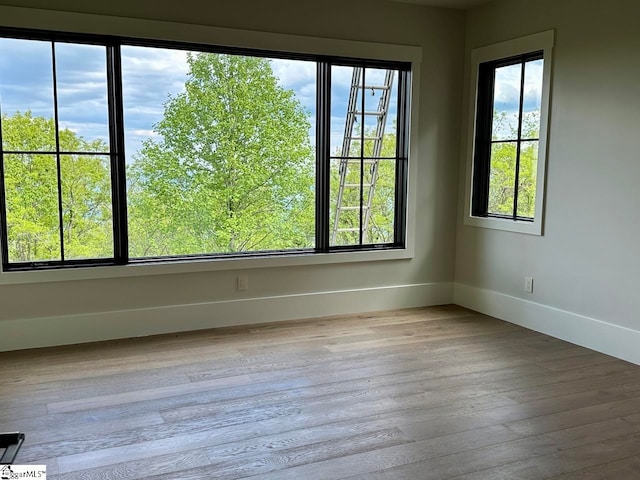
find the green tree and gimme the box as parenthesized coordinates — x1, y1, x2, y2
(2, 111, 112, 262)
(128, 53, 315, 257)
(488, 111, 539, 218)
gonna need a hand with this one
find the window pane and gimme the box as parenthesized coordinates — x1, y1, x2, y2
(330, 66, 398, 247)
(3, 154, 61, 262)
(386, 71, 399, 155)
(122, 47, 316, 257)
(363, 68, 397, 156)
(330, 157, 396, 245)
(488, 142, 516, 216)
(55, 43, 110, 151)
(517, 141, 538, 218)
(491, 62, 522, 141)
(331, 65, 362, 157)
(60, 155, 113, 259)
(330, 158, 362, 246)
(369, 158, 396, 243)
(522, 59, 544, 139)
(0, 38, 55, 151)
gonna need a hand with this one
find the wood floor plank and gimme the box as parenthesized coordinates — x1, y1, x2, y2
(2, 376, 315, 433)
(46, 374, 254, 414)
(48, 449, 211, 480)
(400, 391, 640, 443)
(0, 403, 47, 422)
(0, 348, 243, 385)
(451, 430, 640, 480)
(21, 412, 165, 446)
(503, 394, 640, 437)
(305, 349, 596, 386)
(38, 389, 513, 470)
(552, 454, 640, 479)
(194, 428, 411, 480)
(239, 430, 564, 480)
(1, 371, 194, 410)
(536, 351, 619, 371)
(344, 422, 634, 480)
(145, 425, 520, 480)
(2, 305, 640, 479)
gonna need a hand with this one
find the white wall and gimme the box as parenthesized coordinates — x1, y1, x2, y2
(455, 0, 640, 364)
(3, 0, 639, 365)
(0, 0, 465, 350)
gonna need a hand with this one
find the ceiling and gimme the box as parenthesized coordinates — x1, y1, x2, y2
(393, 0, 495, 9)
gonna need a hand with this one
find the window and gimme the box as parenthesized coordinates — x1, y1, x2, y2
(466, 31, 554, 235)
(0, 28, 410, 271)
(0, 37, 115, 266)
(329, 66, 404, 247)
(121, 46, 318, 258)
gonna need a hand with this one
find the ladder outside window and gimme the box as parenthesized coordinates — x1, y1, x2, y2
(331, 67, 395, 245)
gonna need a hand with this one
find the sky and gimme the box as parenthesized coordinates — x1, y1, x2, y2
(0, 37, 400, 162)
(492, 59, 544, 139)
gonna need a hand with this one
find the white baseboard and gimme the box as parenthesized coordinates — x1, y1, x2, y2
(454, 283, 640, 366)
(0, 282, 453, 352)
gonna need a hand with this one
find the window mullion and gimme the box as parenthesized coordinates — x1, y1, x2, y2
(51, 41, 66, 262)
(106, 43, 129, 265)
(0, 99, 8, 269)
(513, 60, 527, 219)
(315, 61, 331, 252)
(359, 68, 365, 245)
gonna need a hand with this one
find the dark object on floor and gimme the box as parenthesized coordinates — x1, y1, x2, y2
(0, 432, 25, 465)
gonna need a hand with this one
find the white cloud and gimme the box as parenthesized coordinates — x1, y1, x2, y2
(119, 46, 192, 154)
(523, 60, 543, 111)
(494, 63, 522, 108)
(331, 65, 355, 89)
(122, 47, 189, 76)
(58, 120, 109, 146)
(491, 59, 544, 139)
(270, 59, 315, 88)
(494, 59, 543, 112)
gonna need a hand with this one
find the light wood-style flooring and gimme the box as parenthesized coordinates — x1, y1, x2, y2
(2, 305, 640, 479)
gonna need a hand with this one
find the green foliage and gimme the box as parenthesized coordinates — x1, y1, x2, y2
(128, 53, 315, 256)
(2, 111, 112, 262)
(488, 111, 539, 218)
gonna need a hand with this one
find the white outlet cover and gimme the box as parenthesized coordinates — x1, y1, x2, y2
(524, 277, 534, 294)
(237, 275, 249, 291)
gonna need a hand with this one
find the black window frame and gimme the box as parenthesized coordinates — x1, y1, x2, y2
(0, 27, 411, 272)
(471, 50, 543, 221)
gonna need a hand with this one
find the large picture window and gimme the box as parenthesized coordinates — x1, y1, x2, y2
(0, 29, 410, 271)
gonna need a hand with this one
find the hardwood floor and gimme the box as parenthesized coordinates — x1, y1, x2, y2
(2, 305, 640, 479)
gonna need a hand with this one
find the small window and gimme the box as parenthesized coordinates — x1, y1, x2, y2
(466, 31, 554, 235)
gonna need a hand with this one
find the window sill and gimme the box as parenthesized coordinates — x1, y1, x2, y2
(464, 215, 542, 236)
(0, 247, 414, 285)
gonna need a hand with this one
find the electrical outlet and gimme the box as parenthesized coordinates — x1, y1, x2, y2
(237, 275, 249, 291)
(524, 276, 534, 294)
